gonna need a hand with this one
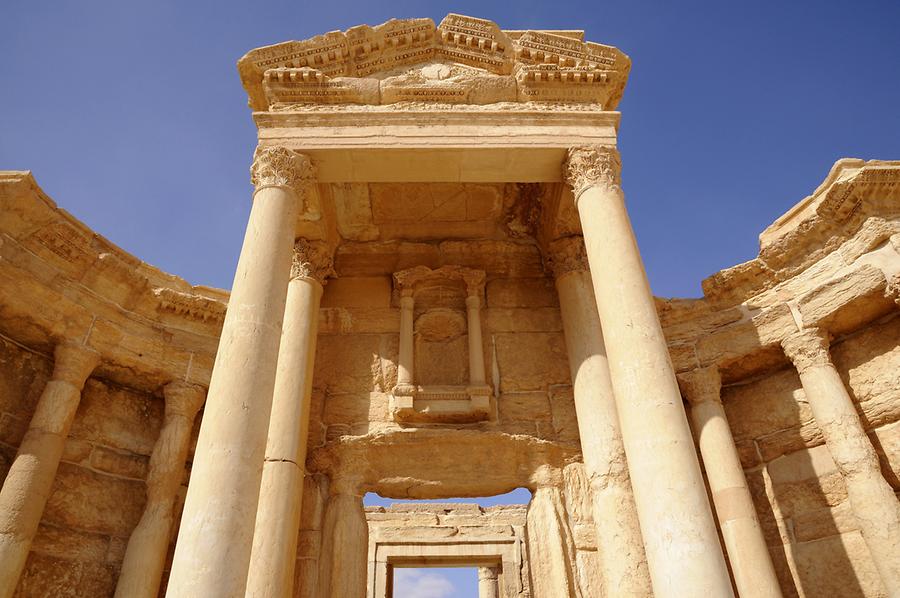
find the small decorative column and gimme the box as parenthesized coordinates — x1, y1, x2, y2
(246, 240, 332, 598)
(677, 366, 782, 598)
(563, 146, 733, 597)
(318, 479, 368, 598)
(547, 236, 651, 596)
(478, 566, 499, 598)
(395, 289, 415, 396)
(114, 381, 206, 598)
(464, 277, 491, 414)
(781, 328, 900, 593)
(0, 341, 99, 597)
(167, 147, 313, 597)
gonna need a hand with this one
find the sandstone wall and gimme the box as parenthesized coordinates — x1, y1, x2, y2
(0, 334, 195, 597)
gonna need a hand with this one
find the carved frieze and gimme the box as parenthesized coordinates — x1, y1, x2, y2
(263, 68, 379, 106)
(435, 14, 514, 75)
(153, 287, 226, 323)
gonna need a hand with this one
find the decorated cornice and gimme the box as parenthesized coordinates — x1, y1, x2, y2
(237, 14, 630, 112)
(563, 145, 621, 199)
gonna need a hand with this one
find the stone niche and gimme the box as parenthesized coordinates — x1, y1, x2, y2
(389, 265, 494, 423)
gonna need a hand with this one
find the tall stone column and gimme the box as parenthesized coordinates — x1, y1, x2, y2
(781, 328, 900, 593)
(318, 480, 368, 598)
(246, 240, 332, 598)
(167, 147, 313, 597)
(677, 366, 782, 598)
(478, 566, 499, 598)
(547, 236, 651, 596)
(0, 341, 99, 597)
(525, 484, 579, 598)
(114, 381, 206, 598)
(563, 146, 733, 597)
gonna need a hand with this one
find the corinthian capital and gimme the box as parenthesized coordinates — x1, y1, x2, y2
(546, 236, 590, 278)
(290, 239, 334, 285)
(250, 147, 314, 195)
(781, 328, 832, 374)
(563, 145, 621, 199)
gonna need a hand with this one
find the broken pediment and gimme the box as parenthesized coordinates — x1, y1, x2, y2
(239, 13, 630, 111)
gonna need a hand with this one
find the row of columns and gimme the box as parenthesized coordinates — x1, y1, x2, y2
(5, 143, 891, 598)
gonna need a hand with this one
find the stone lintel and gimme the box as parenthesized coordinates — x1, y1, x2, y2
(255, 110, 619, 183)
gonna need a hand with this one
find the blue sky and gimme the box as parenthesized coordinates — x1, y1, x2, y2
(2, 1, 898, 298)
(1, 2, 897, 595)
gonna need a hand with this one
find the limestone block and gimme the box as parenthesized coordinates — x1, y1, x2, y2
(486, 278, 558, 308)
(68, 380, 161, 456)
(0, 412, 29, 447)
(331, 184, 379, 241)
(548, 387, 580, 446)
(30, 524, 109, 563)
(42, 462, 146, 537)
(321, 277, 392, 308)
(797, 265, 893, 333)
(791, 532, 887, 597)
(0, 337, 51, 417)
(872, 419, 900, 485)
(485, 308, 562, 332)
(61, 438, 93, 464)
(322, 393, 390, 428)
(13, 553, 117, 598)
(494, 332, 570, 392)
(314, 335, 384, 394)
(497, 392, 551, 431)
(766, 445, 848, 517)
(88, 445, 149, 480)
(792, 500, 859, 543)
(831, 315, 900, 404)
(723, 367, 809, 442)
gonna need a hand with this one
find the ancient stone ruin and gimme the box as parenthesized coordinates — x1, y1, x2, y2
(0, 13, 899, 598)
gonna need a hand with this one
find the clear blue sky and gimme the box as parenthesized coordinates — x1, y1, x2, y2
(1, 0, 899, 298)
(2, 2, 897, 594)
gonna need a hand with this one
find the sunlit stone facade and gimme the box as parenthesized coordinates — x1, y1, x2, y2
(0, 13, 898, 598)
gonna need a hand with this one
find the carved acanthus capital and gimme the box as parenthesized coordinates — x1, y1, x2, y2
(546, 236, 590, 278)
(163, 381, 207, 419)
(676, 365, 722, 406)
(52, 342, 100, 388)
(781, 328, 832, 374)
(290, 239, 334, 285)
(250, 147, 315, 195)
(563, 145, 622, 199)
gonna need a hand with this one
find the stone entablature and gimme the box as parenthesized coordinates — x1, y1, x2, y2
(238, 14, 630, 112)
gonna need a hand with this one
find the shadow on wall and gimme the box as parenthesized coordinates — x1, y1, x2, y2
(724, 313, 900, 597)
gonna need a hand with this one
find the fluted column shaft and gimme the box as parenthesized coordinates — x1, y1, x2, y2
(678, 366, 782, 598)
(478, 566, 499, 598)
(246, 241, 331, 598)
(0, 342, 99, 597)
(564, 146, 733, 598)
(167, 147, 312, 597)
(548, 237, 651, 596)
(115, 382, 206, 598)
(782, 328, 900, 593)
